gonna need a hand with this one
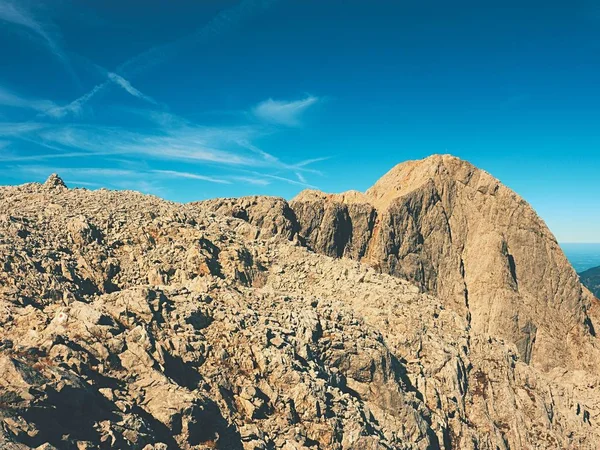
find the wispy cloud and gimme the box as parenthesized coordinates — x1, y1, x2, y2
(1, 99, 328, 187)
(292, 156, 331, 169)
(43, 70, 157, 118)
(12, 165, 231, 192)
(107, 72, 157, 105)
(229, 175, 271, 186)
(295, 171, 307, 183)
(239, 169, 317, 188)
(0, 0, 325, 187)
(0, 1, 329, 192)
(151, 169, 230, 184)
(0, 151, 99, 162)
(44, 83, 106, 118)
(253, 95, 319, 126)
(9, 162, 317, 194)
(16, 166, 136, 178)
(118, 0, 281, 78)
(35, 124, 262, 166)
(0, 122, 48, 136)
(141, 110, 189, 128)
(0, 0, 78, 83)
(56, 0, 280, 117)
(0, 86, 58, 114)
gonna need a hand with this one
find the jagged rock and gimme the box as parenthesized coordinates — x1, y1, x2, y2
(195, 196, 298, 241)
(290, 155, 599, 372)
(0, 161, 599, 449)
(43, 174, 67, 189)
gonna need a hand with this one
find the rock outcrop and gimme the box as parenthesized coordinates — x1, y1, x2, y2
(289, 155, 599, 372)
(195, 196, 298, 241)
(0, 164, 599, 449)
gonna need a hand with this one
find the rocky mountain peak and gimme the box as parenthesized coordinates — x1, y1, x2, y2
(365, 154, 498, 210)
(289, 155, 599, 371)
(44, 173, 67, 189)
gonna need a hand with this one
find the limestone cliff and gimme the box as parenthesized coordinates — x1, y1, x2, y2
(289, 155, 599, 371)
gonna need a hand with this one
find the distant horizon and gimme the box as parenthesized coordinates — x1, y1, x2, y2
(561, 243, 600, 272)
(0, 1, 598, 242)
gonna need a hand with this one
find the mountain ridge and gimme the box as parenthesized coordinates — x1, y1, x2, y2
(1, 157, 600, 449)
(202, 155, 600, 372)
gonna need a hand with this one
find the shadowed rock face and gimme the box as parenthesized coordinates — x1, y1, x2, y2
(2, 168, 600, 449)
(581, 266, 600, 299)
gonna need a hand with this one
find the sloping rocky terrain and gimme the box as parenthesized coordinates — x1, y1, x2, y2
(580, 265, 600, 299)
(1, 156, 600, 449)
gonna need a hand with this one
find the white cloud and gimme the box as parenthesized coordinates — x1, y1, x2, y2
(43, 72, 156, 119)
(292, 156, 330, 169)
(229, 176, 270, 186)
(0, 106, 329, 187)
(0, 1, 56, 52)
(44, 82, 107, 118)
(0, 150, 97, 162)
(253, 95, 319, 126)
(16, 166, 136, 178)
(0, 86, 58, 114)
(108, 72, 157, 105)
(239, 170, 317, 188)
(11, 165, 234, 195)
(151, 169, 231, 184)
(56, 0, 280, 119)
(295, 171, 307, 183)
(0, 122, 47, 136)
(140, 110, 188, 128)
(0, 1, 328, 191)
(33, 123, 265, 167)
(34, 110, 265, 167)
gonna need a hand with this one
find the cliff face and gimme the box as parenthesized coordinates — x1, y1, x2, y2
(290, 155, 598, 371)
(1, 161, 600, 450)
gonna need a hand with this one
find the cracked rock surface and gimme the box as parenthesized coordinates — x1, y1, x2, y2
(1, 156, 600, 449)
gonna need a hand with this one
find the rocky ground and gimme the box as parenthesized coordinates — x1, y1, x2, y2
(1, 156, 600, 449)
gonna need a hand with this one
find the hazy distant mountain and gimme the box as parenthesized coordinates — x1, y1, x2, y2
(581, 265, 600, 298)
(562, 243, 600, 273)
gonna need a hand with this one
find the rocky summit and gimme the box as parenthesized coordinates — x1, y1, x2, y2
(1, 155, 600, 450)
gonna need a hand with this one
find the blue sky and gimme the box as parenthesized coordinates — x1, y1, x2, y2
(0, 0, 598, 242)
